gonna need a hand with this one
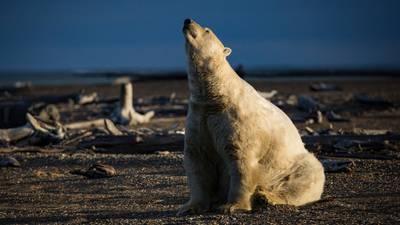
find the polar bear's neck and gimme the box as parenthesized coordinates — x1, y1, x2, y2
(187, 58, 242, 105)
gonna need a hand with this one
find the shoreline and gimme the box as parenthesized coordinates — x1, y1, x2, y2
(1, 69, 400, 87)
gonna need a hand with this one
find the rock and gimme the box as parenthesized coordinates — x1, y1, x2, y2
(0, 156, 21, 167)
(70, 163, 116, 179)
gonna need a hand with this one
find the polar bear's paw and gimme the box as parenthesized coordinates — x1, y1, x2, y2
(176, 202, 209, 216)
(218, 202, 252, 214)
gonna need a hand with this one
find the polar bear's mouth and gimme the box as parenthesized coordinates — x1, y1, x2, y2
(183, 26, 198, 39)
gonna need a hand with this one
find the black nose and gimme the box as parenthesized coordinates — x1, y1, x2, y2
(184, 18, 192, 26)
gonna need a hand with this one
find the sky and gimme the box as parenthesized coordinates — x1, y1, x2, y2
(0, 0, 399, 71)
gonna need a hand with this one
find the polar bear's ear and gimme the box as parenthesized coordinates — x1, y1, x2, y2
(223, 47, 232, 57)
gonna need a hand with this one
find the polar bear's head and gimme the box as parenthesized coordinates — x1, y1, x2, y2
(183, 19, 231, 72)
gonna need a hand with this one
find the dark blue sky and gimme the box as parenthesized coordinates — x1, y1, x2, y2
(0, 0, 399, 71)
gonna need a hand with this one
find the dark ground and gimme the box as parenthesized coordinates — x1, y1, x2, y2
(1, 78, 400, 224)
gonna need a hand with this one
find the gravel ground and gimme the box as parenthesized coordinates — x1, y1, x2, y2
(0, 152, 399, 224)
(1, 79, 400, 224)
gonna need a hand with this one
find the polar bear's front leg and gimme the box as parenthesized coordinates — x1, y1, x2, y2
(177, 145, 216, 215)
(219, 152, 258, 213)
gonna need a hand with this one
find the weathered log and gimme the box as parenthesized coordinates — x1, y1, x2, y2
(321, 159, 355, 173)
(70, 163, 116, 179)
(104, 119, 123, 135)
(39, 104, 61, 122)
(302, 133, 400, 147)
(78, 134, 183, 153)
(112, 82, 154, 125)
(0, 112, 66, 145)
(0, 124, 34, 143)
(0, 156, 21, 167)
(26, 113, 65, 140)
(65, 118, 122, 135)
(322, 152, 395, 160)
(62, 130, 93, 146)
(66, 118, 105, 130)
(75, 92, 98, 105)
(325, 110, 349, 122)
(310, 82, 341, 92)
(23, 113, 66, 146)
(79, 133, 399, 159)
(0, 146, 65, 154)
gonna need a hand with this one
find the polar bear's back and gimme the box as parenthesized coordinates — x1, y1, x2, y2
(232, 80, 308, 158)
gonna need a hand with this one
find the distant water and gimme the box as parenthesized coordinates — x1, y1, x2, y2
(0, 70, 398, 87)
(0, 72, 117, 87)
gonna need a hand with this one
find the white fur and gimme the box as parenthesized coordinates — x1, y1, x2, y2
(178, 20, 325, 215)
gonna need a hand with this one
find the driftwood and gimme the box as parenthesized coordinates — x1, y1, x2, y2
(65, 118, 122, 136)
(0, 124, 34, 143)
(322, 152, 395, 160)
(321, 159, 355, 173)
(258, 90, 278, 99)
(0, 113, 123, 145)
(65, 119, 108, 130)
(112, 82, 154, 125)
(37, 104, 61, 122)
(0, 113, 64, 144)
(310, 82, 341, 92)
(0, 156, 21, 167)
(0, 146, 66, 154)
(354, 94, 392, 107)
(70, 163, 116, 179)
(79, 133, 183, 154)
(65, 118, 122, 135)
(75, 92, 98, 105)
(303, 133, 400, 159)
(325, 110, 349, 122)
(26, 113, 65, 142)
(302, 133, 400, 147)
(78, 133, 399, 159)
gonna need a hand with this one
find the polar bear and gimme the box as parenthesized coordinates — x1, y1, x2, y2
(178, 19, 325, 215)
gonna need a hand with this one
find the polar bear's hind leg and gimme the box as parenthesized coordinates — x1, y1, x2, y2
(258, 153, 325, 206)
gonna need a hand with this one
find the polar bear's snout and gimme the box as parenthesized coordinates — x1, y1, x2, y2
(184, 18, 192, 26)
(183, 19, 202, 40)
